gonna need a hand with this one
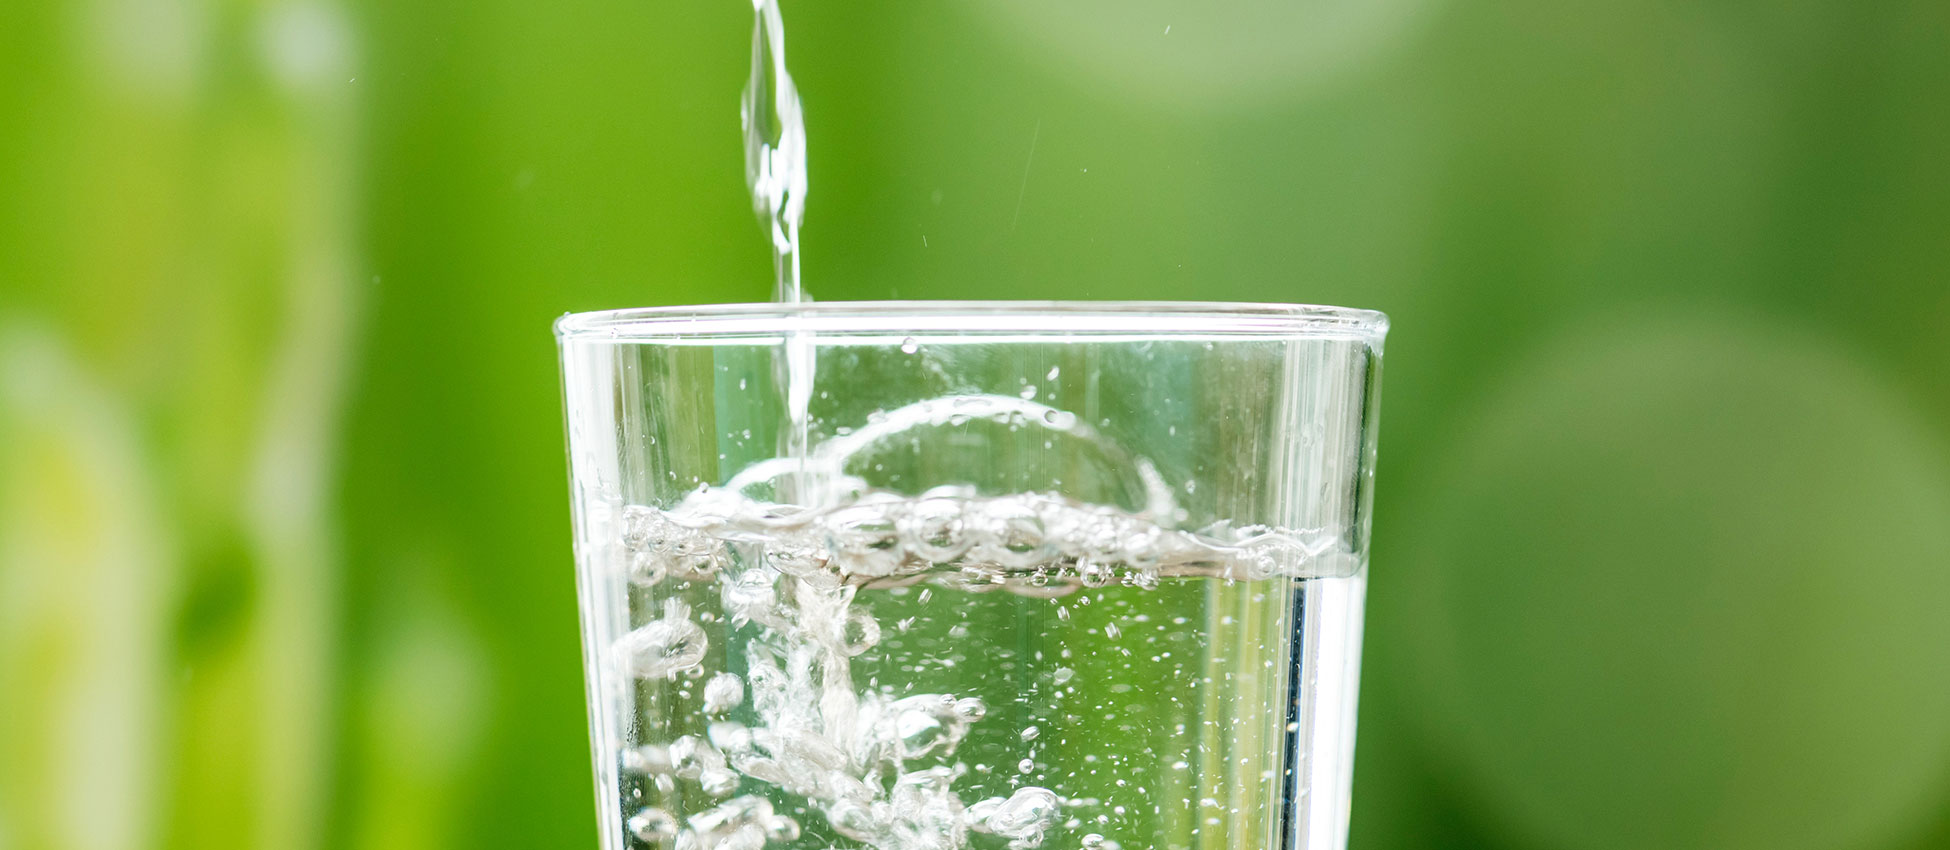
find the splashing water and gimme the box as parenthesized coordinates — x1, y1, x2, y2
(603, 396, 1362, 849)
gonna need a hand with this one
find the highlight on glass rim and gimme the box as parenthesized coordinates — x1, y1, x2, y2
(5, 1, 1948, 850)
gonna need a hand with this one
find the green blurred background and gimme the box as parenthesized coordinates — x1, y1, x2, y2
(3, 0, 1949, 849)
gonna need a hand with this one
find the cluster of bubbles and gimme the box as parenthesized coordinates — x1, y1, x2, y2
(608, 488, 1344, 849)
(603, 395, 1347, 849)
(612, 494, 1152, 850)
(618, 486, 1354, 598)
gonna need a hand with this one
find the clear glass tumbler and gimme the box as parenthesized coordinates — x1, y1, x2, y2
(556, 302, 1387, 850)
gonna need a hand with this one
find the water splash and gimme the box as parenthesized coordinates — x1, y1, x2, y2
(608, 396, 1356, 848)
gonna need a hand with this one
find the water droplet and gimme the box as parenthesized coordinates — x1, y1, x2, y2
(900, 337, 920, 354)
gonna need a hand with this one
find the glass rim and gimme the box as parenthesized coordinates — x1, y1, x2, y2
(554, 300, 1388, 342)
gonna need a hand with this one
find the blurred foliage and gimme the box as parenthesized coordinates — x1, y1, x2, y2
(2, 0, 1948, 849)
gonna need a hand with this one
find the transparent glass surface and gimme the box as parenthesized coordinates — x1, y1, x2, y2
(556, 302, 1387, 850)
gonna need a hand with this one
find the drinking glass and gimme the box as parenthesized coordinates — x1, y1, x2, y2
(556, 302, 1387, 850)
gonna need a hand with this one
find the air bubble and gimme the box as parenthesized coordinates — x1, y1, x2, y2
(826, 799, 877, 841)
(700, 766, 740, 797)
(627, 549, 670, 588)
(1078, 559, 1112, 588)
(767, 540, 828, 577)
(762, 814, 801, 843)
(688, 797, 773, 849)
(709, 721, 754, 754)
(667, 735, 707, 778)
(968, 786, 1061, 848)
(902, 497, 970, 563)
(895, 710, 946, 759)
(839, 607, 882, 656)
(625, 807, 679, 844)
(621, 505, 674, 552)
(900, 337, 919, 354)
(621, 744, 672, 775)
(616, 599, 708, 680)
(667, 535, 727, 580)
(719, 826, 765, 850)
(985, 503, 1048, 567)
(722, 570, 777, 628)
(703, 672, 745, 714)
(827, 505, 906, 577)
